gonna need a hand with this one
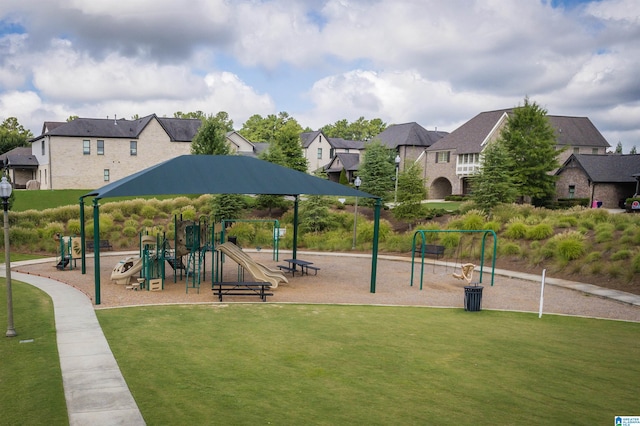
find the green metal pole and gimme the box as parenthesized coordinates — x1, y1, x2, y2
(93, 198, 101, 305)
(292, 196, 299, 260)
(370, 198, 381, 293)
(80, 197, 86, 274)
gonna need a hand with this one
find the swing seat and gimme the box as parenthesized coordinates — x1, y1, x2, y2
(452, 263, 475, 283)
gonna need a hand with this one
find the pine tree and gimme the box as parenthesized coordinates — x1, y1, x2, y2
(392, 163, 426, 225)
(499, 97, 560, 202)
(470, 139, 519, 213)
(357, 140, 395, 202)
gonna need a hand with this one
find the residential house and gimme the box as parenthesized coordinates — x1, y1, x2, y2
(28, 114, 266, 190)
(374, 122, 448, 181)
(324, 152, 360, 183)
(300, 131, 365, 174)
(0, 147, 39, 188)
(425, 109, 610, 199)
(555, 154, 640, 208)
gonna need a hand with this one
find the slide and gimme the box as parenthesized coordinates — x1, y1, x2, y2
(217, 242, 288, 289)
(110, 256, 143, 285)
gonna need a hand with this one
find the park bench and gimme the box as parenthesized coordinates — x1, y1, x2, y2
(415, 244, 445, 259)
(212, 282, 273, 302)
(85, 240, 113, 252)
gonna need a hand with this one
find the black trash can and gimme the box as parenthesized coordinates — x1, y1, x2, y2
(464, 285, 484, 311)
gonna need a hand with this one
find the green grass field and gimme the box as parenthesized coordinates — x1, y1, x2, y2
(0, 281, 67, 426)
(97, 304, 639, 424)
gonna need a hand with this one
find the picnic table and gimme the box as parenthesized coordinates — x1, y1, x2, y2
(212, 282, 273, 302)
(278, 258, 320, 276)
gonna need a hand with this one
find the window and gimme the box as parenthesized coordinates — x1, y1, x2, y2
(130, 141, 137, 156)
(568, 185, 575, 199)
(573, 147, 580, 154)
(41, 140, 45, 156)
(592, 148, 599, 154)
(317, 148, 323, 159)
(435, 151, 450, 163)
(97, 140, 104, 155)
(83, 140, 90, 155)
(104, 169, 110, 182)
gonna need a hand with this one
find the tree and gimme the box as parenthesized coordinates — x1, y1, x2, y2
(357, 140, 396, 202)
(211, 193, 246, 221)
(299, 195, 331, 233)
(615, 142, 623, 154)
(498, 97, 560, 202)
(190, 115, 231, 155)
(470, 139, 519, 213)
(0, 117, 33, 155)
(239, 112, 300, 143)
(339, 168, 349, 185)
(273, 120, 307, 172)
(321, 117, 386, 140)
(392, 163, 427, 226)
(631, 145, 637, 155)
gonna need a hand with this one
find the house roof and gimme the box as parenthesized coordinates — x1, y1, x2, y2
(0, 147, 38, 168)
(299, 131, 364, 150)
(84, 155, 377, 199)
(427, 108, 610, 154)
(325, 152, 361, 173)
(375, 122, 448, 149)
(30, 114, 201, 142)
(556, 154, 640, 183)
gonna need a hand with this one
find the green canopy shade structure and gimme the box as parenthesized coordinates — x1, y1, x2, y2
(80, 155, 382, 304)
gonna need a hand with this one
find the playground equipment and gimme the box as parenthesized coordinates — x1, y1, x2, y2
(110, 256, 143, 285)
(55, 234, 81, 270)
(410, 229, 497, 290)
(452, 263, 476, 284)
(216, 242, 288, 289)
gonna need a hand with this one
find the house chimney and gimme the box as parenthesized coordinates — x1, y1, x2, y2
(114, 114, 118, 125)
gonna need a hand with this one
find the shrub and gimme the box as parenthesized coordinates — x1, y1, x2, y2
(122, 226, 138, 237)
(483, 221, 501, 233)
(631, 252, 640, 273)
(65, 218, 81, 235)
(594, 230, 613, 243)
(500, 242, 522, 256)
(460, 210, 485, 230)
(140, 205, 159, 219)
(43, 222, 65, 239)
(440, 232, 460, 250)
(526, 223, 553, 240)
(141, 219, 154, 228)
(504, 221, 527, 239)
(8, 227, 39, 246)
(610, 249, 632, 261)
(552, 231, 586, 262)
(584, 251, 602, 263)
(99, 215, 115, 234)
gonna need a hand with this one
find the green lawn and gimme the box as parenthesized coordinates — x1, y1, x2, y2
(12, 189, 89, 211)
(0, 280, 67, 425)
(97, 304, 640, 425)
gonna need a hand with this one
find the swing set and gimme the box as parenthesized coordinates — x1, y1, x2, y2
(410, 229, 497, 290)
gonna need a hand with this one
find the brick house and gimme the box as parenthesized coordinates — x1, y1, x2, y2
(555, 154, 640, 208)
(424, 109, 610, 199)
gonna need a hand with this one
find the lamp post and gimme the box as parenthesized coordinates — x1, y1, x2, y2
(394, 154, 401, 204)
(1, 176, 16, 337)
(352, 176, 361, 250)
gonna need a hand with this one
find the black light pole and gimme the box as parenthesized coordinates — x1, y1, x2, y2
(1, 176, 16, 337)
(352, 176, 361, 250)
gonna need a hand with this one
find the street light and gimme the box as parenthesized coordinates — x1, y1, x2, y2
(394, 154, 401, 204)
(1, 176, 16, 337)
(352, 176, 361, 250)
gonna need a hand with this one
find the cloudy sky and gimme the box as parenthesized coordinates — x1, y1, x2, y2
(0, 0, 638, 151)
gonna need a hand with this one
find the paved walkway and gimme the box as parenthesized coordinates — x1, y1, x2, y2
(3, 269, 145, 426)
(4, 254, 640, 426)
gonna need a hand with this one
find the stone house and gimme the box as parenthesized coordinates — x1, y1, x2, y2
(424, 109, 610, 199)
(555, 154, 640, 208)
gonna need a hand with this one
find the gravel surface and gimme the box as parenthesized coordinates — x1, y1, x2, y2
(16, 251, 640, 322)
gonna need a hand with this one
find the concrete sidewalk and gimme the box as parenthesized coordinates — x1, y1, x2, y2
(4, 270, 145, 426)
